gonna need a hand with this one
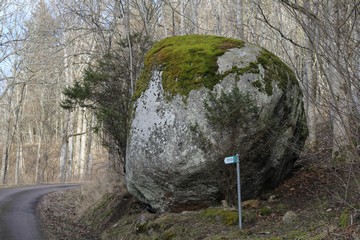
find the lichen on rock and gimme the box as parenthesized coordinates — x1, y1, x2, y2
(126, 35, 307, 212)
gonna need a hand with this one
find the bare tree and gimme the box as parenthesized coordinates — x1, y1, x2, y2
(0, 0, 29, 184)
(275, 0, 359, 159)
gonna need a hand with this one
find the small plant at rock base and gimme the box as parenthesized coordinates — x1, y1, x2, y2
(339, 209, 350, 228)
(260, 206, 272, 216)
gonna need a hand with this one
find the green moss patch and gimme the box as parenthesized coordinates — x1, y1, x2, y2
(134, 35, 244, 99)
(231, 49, 298, 96)
(256, 49, 298, 95)
(201, 208, 239, 226)
(259, 206, 272, 216)
(134, 35, 298, 100)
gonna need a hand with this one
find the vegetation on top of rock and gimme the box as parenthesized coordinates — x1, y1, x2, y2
(133, 34, 244, 99)
(256, 49, 298, 95)
(227, 49, 299, 96)
(134, 35, 299, 101)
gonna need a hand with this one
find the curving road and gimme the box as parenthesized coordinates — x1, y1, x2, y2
(0, 184, 79, 240)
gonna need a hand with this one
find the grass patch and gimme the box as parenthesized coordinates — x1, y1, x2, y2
(259, 206, 272, 216)
(201, 207, 239, 226)
(339, 209, 350, 228)
(80, 193, 117, 231)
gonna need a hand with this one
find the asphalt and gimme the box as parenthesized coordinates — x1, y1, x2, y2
(0, 184, 79, 240)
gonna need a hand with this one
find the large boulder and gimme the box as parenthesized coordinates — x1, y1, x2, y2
(126, 35, 307, 212)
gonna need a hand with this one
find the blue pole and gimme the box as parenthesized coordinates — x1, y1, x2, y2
(236, 154, 242, 229)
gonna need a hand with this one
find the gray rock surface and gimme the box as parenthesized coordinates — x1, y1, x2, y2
(126, 39, 307, 212)
(282, 211, 298, 224)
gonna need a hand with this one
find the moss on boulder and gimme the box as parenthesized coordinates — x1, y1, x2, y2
(134, 35, 298, 100)
(134, 35, 244, 99)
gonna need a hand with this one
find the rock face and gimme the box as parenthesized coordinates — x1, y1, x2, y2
(126, 35, 307, 212)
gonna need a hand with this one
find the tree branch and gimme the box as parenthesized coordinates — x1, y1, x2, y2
(255, 3, 309, 51)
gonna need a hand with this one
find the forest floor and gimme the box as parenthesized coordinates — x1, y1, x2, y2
(37, 129, 360, 239)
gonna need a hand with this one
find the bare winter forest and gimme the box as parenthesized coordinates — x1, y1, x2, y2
(0, 0, 358, 192)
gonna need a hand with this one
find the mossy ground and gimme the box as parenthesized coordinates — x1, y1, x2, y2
(97, 162, 359, 240)
(38, 167, 360, 239)
(134, 35, 244, 99)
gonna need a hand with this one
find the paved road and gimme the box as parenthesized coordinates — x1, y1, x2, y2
(0, 184, 79, 240)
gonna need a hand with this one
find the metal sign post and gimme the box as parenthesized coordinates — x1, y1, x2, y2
(236, 154, 242, 229)
(224, 153, 242, 229)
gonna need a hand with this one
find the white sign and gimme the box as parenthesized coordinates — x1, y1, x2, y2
(224, 155, 239, 164)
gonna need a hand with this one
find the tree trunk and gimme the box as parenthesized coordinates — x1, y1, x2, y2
(303, 52, 318, 147)
(125, 0, 134, 95)
(59, 137, 68, 182)
(210, 0, 222, 35)
(0, 145, 10, 185)
(159, 0, 168, 37)
(67, 122, 74, 181)
(59, 110, 70, 182)
(236, 0, 244, 39)
(84, 113, 94, 180)
(1, 83, 24, 184)
(35, 133, 42, 183)
(179, 0, 185, 35)
(15, 135, 23, 185)
(249, 0, 260, 44)
(78, 108, 87, 180)
(303, 0, 318, 148)
(325, 1, 351, 158)
(190, 0, 200, 34)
